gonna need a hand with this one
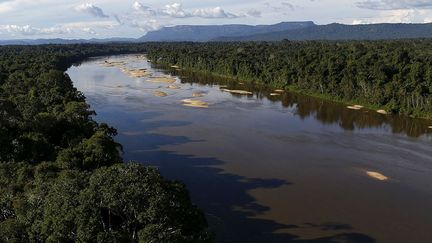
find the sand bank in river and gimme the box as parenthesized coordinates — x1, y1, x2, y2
(147, 76, 176, 83)
(101, 61, 126, 68)
(347, 105, 364, 110)
(377, 110, 388, 115)
(220, 89, 253, 95)
(153, 91, 168, 97)
(270, 93, 281, 96)
(274, 89, 285, 93)
(123, 69, 152, 78)
(366, 171, 389, 181)
(181, 99, 209, 108)
(167, 85, 181, 89)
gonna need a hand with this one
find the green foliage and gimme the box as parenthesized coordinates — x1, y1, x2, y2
(0, 44, 211, 242)
(5, 39, 430, 242)
(77, 164, 211, 243)
(146, 40, 432, 118)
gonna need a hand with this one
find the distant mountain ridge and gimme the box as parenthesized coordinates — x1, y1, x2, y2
(213, 23, 432, 41)
(3, 22, 432, 45)
(139, 21, 316, 42)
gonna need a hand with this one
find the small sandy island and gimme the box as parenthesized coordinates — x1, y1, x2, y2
(147, 76, 176, 83)
(270, 93, 281, 96)
(347, 105, 363, 110)
(123, 68, 152, 78)
(366, 171, 389, 181)
(221, 89, 253, 95)
(428, 126, 432, 129)
(181, 99, 209, 108)
(167, 85, 181, 89)
(377, 109, 388, 115)
(153, 91, 168, 97)
(273, 89, 285, 93)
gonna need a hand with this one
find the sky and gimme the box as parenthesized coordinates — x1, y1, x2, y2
(1, 0, 432, 39)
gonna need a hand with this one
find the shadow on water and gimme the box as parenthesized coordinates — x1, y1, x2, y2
(109, 110, 376, 243)
(162, 68, 432, 138)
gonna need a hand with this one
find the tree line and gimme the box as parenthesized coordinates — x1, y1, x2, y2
(0, 44, 212, 243)
(1, 39, 432, 242)
(145, 40, 432, 118)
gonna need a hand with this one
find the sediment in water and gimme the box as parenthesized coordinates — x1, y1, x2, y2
(153, 91, 168, 97)
(147, 76, 176, 83)
(181, 99, 209, 108)
(220, 89, 253, 95)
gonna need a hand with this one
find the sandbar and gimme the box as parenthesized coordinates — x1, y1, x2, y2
(181, 99, 209, 108)
(220, 89, 253, 95)
(147, 76, 176, 83)
(366, 171, 389, 181)
(153, 91, 168, 97)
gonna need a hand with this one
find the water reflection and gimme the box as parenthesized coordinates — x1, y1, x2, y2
(167, 69, 432, 138)
(100, 107, 375, 243)
(68, 55, 432, 243)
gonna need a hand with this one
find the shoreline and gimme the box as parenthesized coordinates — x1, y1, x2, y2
(156, 63, 432, 121)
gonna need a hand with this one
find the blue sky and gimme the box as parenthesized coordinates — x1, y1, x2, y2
(1, 0, 432, 39)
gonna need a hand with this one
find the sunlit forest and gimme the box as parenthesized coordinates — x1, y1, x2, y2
(1, 40, 432, 241)
(0, 45, 212, 242)
(147, 40, 432, 118)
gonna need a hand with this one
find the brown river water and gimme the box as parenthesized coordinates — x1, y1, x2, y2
(67, 55, 432, 243)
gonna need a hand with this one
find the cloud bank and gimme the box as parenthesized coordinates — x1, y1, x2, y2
(75, 3, 109, 18)
(356, 0, 432, 10)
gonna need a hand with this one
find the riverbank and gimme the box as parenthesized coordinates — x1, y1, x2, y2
(68, 54, 432, 243)
(145, 41, 432, 122)
(155, 63, 432, 121)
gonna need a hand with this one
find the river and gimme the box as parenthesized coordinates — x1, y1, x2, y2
(67, 54, 432, 243)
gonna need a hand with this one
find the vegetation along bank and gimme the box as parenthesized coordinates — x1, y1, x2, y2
(146, 40, 432, 119)
(0, 44, 212, 243)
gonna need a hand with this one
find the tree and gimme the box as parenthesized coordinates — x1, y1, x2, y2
(77, 164, 212, 243)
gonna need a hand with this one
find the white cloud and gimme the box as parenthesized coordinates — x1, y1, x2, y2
(82, 27, 96, 35)
(129, 19, 161, 32)
(192, 7, 242, 18)
(356, 0, 432, 10)
(61, 20, 120, 31)
(75, 3, 109, 18)
(0, 24, 70, 36)
(0, 21, 121, 37)
(162, 3, 190, 18)
(133, 1, 156, 16)
(132, 2, 244, 19)
(352, 8, 432, 23)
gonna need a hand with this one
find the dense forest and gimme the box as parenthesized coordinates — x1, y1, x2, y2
(0, 44, 212, 242)
(146, 40, 432, 118)
(1, 39, 432, 242)
(213, 23, 432, 41)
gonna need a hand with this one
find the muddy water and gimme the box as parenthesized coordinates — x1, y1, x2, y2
(67, 55, 432, 243)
